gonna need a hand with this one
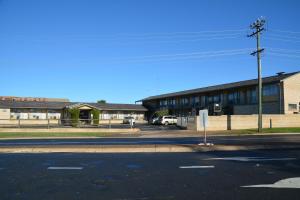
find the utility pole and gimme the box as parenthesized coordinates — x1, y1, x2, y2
(248, 17, 265, 133)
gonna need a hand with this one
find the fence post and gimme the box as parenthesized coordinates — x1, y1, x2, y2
(269, 118, 272, 129)
(47, 119, 50, 129)
(109, 118, 111, 129)
(18, 119, 21, 128)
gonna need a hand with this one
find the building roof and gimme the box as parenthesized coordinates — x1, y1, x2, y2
(0, 96, 69, 102)
(0, 101, 147, 111)
(141, 71, 300, 101)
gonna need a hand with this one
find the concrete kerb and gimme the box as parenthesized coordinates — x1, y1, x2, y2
(0, 144, 300, 153)
(0, 128, 140, 133)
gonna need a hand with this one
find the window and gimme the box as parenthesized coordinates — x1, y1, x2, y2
(263, 84, 278, 96)
(191, 96, 199, 105)
(159, 100, 167, 106)
(213, 95, 220, 103)
(200, 96, 206, 106)
(288, 104, 297, 111)
(247, 89, 257, 104)
(195, 96, 200, 104)
(168, 99, 176, 105)
(180, 97, 189, 105)
(228, 91, 240, 104)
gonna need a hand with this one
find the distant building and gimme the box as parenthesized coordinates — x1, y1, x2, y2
(0, 100, 147, 122)
(0, 96, 69, 102)
(140, 71, 300, 118)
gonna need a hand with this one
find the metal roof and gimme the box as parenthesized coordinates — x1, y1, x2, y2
(141, 71, 299, 101)
(0, 101, 147, 111)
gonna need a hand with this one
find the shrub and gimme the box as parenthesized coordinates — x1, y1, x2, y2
(154, 109, 169, 117)
(68, 108, 80, 127)
(91, 109, 100, 125)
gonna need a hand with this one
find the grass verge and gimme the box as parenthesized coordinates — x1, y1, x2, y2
(216, 127, 300, 135)
(0, 132, 116, 138)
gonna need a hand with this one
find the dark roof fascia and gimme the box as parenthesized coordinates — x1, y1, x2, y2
(0, 101, 147, 111)
(141, 71, 299, 101)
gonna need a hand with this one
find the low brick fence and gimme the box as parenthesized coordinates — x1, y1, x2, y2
(195, 114, 300, 131)
(178, 114, 300, 131)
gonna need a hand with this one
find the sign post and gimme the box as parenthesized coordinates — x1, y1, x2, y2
(198, 109, 213, 146)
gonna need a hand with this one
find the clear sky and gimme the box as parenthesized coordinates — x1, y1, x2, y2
(0, 0, 300, 103)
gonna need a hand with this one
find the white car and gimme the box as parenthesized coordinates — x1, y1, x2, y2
(123, 116, 135, 124)
(159, 116, 177, 125)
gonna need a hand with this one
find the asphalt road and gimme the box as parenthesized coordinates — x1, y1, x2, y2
(1, 134, 300, 147)
(0, 149, 300, 199)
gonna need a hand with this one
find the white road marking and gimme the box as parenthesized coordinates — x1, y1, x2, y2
(47, 167, 83, 170)
(205, 157, 296, 162)
(179, 165, 215, 169)
(241, 177, 300, 189)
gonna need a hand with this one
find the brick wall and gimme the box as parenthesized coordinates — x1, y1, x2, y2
(283, 73, 300, 114)
(196, 114, 300, 131)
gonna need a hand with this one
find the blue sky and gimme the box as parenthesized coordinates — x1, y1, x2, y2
(0, 0, 299, 103)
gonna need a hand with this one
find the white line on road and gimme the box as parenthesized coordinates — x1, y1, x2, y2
(241, 177, 300, 189)
(179, 166, 215, 169)
(205, 157, 296, 162)
(47, 167, 83, 170)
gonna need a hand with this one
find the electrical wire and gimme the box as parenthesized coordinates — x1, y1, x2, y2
(265, 36, 300, 43)
(105, 49, 250, 64)
(269, 29, 300, 34)
(267, 52, 300, 59)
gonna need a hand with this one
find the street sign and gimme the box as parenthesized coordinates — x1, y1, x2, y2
(199, 109, 208, 128)
(198, 109, 213, 146)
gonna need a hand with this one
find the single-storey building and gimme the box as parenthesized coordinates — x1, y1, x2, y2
(0, 100, 147, 124)
(140, 71, 300, 118)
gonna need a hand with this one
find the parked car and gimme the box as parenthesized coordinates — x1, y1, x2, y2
(151, 117, 161, 125)
(159, 116, 177, 125)
(123, 116, 135, 124)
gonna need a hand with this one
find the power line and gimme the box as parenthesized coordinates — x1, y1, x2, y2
(112, 48, 251, 60)
(118, 48, 251, 58)
(103, 50, 250, 64)
(267, 52, 300, 58)
(269, 29, 300, 34)
(95, 29, 248, 38)
(268, 48, 300, 54)
(268, 33, 300, 39)
(265, 36, 300, 43)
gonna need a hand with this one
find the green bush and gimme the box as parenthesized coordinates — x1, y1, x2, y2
(91, 109, 100, 125)
(154, 109, 169, 117)
(68, 108, 80, 127)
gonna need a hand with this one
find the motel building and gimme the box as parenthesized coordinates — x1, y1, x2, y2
(0, 97, 147, 126)
(140, 71, 300, 119)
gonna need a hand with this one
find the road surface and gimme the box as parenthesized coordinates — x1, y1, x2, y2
(0, 149, 299, 199)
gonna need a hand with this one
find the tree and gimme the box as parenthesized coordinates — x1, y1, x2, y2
(67, 108, 80, 127)
(97, 100, 106, 104)
(91, 109, 100, 125)
(154, 109, 169, 117)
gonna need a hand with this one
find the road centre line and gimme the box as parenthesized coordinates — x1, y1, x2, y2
(179, 166, 215, 169)
(47, 167, 83, 170)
